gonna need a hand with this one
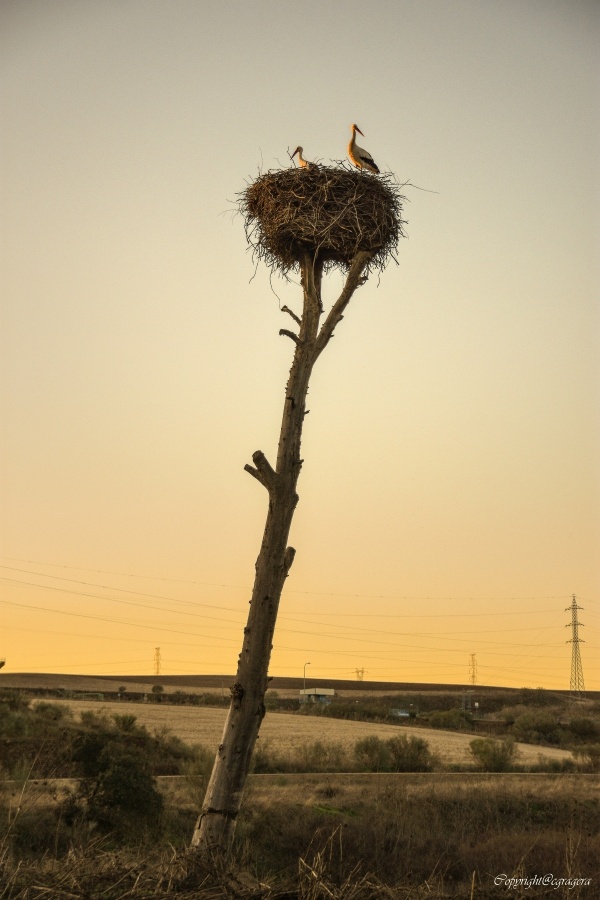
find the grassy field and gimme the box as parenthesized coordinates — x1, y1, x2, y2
(4, 771, 599, 898)
(56, 698, 575, 767)
(3, 685, 599, 898)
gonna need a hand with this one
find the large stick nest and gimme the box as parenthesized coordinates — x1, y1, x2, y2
(240, 164, 406, 276)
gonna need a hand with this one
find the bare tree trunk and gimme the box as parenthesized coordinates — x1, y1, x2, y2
(191, 250, 372, 854)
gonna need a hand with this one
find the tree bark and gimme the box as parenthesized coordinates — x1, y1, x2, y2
(191, 250, 372, 854)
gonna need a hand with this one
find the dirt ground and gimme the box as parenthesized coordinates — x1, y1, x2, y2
(55, 698, 574, 767)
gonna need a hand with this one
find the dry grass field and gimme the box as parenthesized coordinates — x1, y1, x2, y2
(56, 698, 575, 767)
(165, 770, 600, 812)
(6, 770, 597, 815)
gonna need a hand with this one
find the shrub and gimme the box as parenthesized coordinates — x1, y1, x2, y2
(112, 713, 138, 732)
(295, 740, 348, 773)
(569, 717, 600, 741)
(354, 736, 391, 772)
(79, 710, 112, 730)
(512, 711, 561, 745)
(529, 755, 578, 773)
(251, 739, 283, 773)
(572, 744, 600, 773)
(0, 690, 30, 712)
(34, 702, 72, 721)
(470, 737, 517, 772)
(79, 741, 163, 839)
(387, 734, 437, 772)
(181, 744, 215, 803)
(429, 709, 472, 730)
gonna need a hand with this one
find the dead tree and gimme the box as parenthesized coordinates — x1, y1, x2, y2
(191, 164, 405, 853)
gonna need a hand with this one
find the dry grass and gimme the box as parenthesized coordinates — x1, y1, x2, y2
(3, 769, 598, 898)
(57, 699, 574, 767)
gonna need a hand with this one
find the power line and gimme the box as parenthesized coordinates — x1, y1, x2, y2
(0, 558, 570, 603)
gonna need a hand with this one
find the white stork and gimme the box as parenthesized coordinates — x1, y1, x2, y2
(348, 124, 380, 174)
(291, 146, 314, 168)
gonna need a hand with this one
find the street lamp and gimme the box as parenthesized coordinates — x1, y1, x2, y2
(303, 661, 311, 702)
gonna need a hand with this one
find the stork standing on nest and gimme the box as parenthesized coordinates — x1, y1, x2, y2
(348, 124, 380, 174)
(291, 146, 314, 168)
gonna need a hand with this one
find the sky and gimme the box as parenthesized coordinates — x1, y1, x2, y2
(1, 0, 599, 691)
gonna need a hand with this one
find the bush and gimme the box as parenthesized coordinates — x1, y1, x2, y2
(112, 713, 138, 732)
(3, 733, 167, 856)
(387, 734, 437, 772)
(0, 690, 30, 712)
(33, 702, 72, 722)
(354, 736, 391, 772)
(529, 755, 578, 773)
(251, 738, 282, 773)
(295, 740, 348, 773)
(512, 711, 561, 745)
(569, 717, 600, 741)
(429, 709, 472, 730)
(181, 744, 215, 804)
(77, 741, 163, 839)
(572, 744, 600, 773)
(470, 738, 517, 772)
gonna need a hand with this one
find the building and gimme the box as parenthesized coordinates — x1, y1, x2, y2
(299, 688, 335, 705)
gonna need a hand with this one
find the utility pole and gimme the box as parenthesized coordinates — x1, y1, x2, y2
(566, 595, 585, 699)
(154, 646, 161, 677)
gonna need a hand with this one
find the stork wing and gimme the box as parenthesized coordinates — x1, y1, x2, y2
(359, 152, 380, 174)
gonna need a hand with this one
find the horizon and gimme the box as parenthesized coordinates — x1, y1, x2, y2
(4, 669, 600, 700)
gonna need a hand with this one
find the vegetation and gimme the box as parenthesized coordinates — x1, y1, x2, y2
(469, 737, 517, 772)
(1, 687, 599, 896)
(2, 774, 599, 898)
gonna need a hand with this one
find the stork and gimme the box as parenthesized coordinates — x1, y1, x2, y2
(290, 146, 314, 168)
(348, 124, 380, 174)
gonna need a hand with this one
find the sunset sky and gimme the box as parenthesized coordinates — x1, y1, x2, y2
(1, 0, 598, 691)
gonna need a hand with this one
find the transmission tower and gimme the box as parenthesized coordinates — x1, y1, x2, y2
(468, 653, 477, 687)
(154, 646, 161, 677)
(566, 595, 585, 698)
(355, 668, 365, 681)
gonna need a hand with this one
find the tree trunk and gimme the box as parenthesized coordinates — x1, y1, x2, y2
(191, 250, 372, 854)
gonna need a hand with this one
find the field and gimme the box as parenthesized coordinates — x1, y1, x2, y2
(4, 768, 599, 898)
(57, 697, 574, 767)
(3, 676, 599, 897)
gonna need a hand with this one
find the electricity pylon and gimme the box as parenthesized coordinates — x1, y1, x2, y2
(154, 646, 161, 677)
(469, 653, 477, 687)
(566, 595, 585, 699)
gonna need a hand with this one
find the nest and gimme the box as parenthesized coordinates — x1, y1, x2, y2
(240, 163, 406, 276)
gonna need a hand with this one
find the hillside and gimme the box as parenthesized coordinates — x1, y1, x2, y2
(1, 670, 584, 696)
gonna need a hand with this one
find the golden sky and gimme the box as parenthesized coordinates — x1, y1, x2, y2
(1, 0, 599, 690)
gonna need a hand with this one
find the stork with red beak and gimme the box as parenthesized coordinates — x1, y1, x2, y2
(290, 146, 314, 168)
(348, 124, 380, 174)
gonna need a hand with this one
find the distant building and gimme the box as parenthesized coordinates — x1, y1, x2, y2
(299, 688, 335, 705)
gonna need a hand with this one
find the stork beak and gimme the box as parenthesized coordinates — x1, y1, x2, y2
(355, 126, 364, 136)
(291, 147, 299, 158)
